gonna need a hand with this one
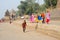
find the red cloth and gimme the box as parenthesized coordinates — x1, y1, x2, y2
(46, 19, 50, 23)
(22, 22, 26, 28)
(0, 20, 1, 22)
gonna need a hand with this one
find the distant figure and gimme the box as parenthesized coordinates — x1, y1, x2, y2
(2, 18, 5, 22)
(41, 13, 45, 23)
(46, 11, 50, 24)
(35, 22, 38, 30)
(11, 14, 15, 20)
(0, 20, 1, 22)
(10, 19, 12, 24)
(22, 20, 27, 32)
(12, 14, 14, 19)
(30, 14, 35, 23)
(9, 16, 12, 24)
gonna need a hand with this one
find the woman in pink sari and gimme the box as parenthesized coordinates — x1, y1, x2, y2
(30, 14, 35, 23)
(46, 11, 50, 24)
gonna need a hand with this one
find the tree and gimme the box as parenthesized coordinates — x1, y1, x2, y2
(17, 0, 39, 15)
(17, 0, 46, 15)
(18, 1, 28, 15)
(44, 0, 57, 8)
(39, 4, 46, 13)
(5, 10, 10, 16)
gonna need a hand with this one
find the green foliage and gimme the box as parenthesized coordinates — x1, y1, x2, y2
(44, 0, 57, 8)
(17, 0, 46, 15)
(39, 4, 46, 12)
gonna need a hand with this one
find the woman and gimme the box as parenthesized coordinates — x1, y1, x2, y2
(41, 13, 45, 23)
(30, 14, 35, 23)
(46, 11, 50, 24)
(38, 14, 42, 23)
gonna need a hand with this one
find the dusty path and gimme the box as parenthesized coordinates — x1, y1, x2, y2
(13, 20, 60, 40)
(0, 21, 59, 40)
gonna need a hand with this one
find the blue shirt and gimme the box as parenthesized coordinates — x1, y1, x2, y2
(38, 16, 42, 20)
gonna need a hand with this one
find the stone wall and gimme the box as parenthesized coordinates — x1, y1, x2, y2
(51, 0, 60, 20)
(57, 0, 60, 8)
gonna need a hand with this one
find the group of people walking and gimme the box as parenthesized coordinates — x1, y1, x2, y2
(22, 10, 51, 33)
(9, 10, 50, 33)
(30, 11, 50, 24)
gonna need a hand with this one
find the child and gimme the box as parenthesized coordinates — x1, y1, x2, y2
(22, 20, 27, 32)
(9, 16, 12, 24)
(35, 22, 38, 30)
(10, 19, 12, 24)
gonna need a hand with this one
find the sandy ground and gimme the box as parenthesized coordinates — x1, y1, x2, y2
(0, 20, 60, 40)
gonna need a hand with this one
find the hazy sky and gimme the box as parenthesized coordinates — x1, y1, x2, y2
(0, 0, 44, 19)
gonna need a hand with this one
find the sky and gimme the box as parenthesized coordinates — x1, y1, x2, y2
(0, 0, 44, 19)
